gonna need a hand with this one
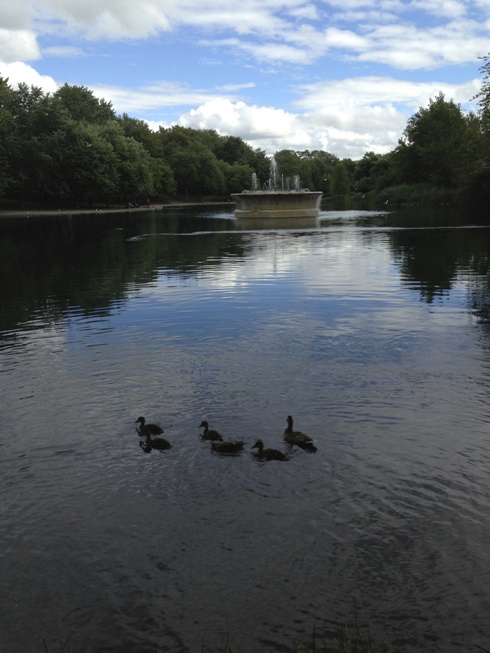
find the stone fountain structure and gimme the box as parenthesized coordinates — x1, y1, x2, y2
(231, 158, 322, 219)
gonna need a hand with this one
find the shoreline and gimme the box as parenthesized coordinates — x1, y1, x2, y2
(0, 201, 234, 219)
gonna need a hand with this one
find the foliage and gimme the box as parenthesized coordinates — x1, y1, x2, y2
(379, 183, 458, 206)
(473, 52, 490, 114)
(54, 83, 115, 124)
(393, 93, 471, 188)
(3, 55, 490, 209)
(330, 162, 352, 196)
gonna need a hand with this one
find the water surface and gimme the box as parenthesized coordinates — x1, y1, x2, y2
(1, 206, 490, 652)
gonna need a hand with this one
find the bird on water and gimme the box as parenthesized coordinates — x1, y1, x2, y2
(211, 439, 244, 453)
(251, 439, 288, 461)
(199, 420, 223, 441)
(141, 430, 172, 451)
(135, 416, 164, 435)
(283, 415, 317, 451)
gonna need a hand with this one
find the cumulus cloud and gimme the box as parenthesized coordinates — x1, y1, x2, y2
(0, 61, 58, 91)
(293, 76, 481, 112)
(0, 0, 487, 160)
(0, 28, 40, 62)
(173, 96, 400, 157)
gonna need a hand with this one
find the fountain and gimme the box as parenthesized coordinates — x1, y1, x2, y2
(231, 158, 322, 220)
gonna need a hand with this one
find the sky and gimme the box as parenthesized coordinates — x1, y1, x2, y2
(0, 1, 489, 160)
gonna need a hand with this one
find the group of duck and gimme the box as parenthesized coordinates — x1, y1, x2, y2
(135, 414, 317, 460)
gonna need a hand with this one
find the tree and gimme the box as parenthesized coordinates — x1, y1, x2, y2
(394, 92, 469, 188)
(330, 162, 351, 196)
(0, 78, 19, 194)
(100, 122, 154, 202)
(217, 160, 254, 194)
(473, 53, 490, 114)
(118, 113, 161, 157)
(51, 121, 119, 206)
(354, 151, 394, 194)
(54, 84, 115, 124)
(158, 126, 225, 197)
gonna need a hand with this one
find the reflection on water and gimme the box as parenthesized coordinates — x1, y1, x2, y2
(1, 207, 490, 653)
(236, 216, 319, 230)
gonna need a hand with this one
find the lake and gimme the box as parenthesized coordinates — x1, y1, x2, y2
(1, 204, 490, 653)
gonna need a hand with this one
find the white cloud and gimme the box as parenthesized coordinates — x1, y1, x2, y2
(175, 96, 397, 157)
(165, 74, 481, 158)
(0, 28, 40, 62)
(0, 61, 58, 91)
(92, 80, 242, 113)
(34, 0, 172, 39)
(0, 4, 32, 30)
(42, 45, 84, 57)
(0, 0, 487, 161)
(294, 76, 480, 112)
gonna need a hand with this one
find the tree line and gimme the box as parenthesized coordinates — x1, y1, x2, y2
(1, 54, 490, 209)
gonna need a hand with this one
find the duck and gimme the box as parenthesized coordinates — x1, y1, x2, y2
(251, 439, 288, 461)
(142, 429, 172, 451)
(135, 416, 164, 435)
(211, 439, 244, 454)
(283, 415, 317, 451)
(199, 420, 223, 441)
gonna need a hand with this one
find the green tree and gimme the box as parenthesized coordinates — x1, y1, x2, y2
(100, 122, 154, 202)
(354, 151, 394, 194)
(300, 150, 339, 191)
(394, 92, 469, 188)
(274, 150, 309, 189)
(54, 84, 115, 124)
(331, 161, 351, 195)
(0, 78, 19, 195)
(217, 160, 254, 194)
(118, 113, 161, 157)
(51, 121, 119, 206)
(473, 52, 490, 113)
(158, 126, 225, 198)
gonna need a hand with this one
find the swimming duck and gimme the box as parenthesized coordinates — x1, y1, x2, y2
(199, 420, 223, 441)
(283, 415, 317, 451)
(211, 439, 244, 454)
(135, 416, 164, 435)
(251, 439, 288, 461)
(142, 430, 172, 451)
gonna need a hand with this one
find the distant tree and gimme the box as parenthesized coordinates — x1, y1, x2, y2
(158, 126, 225, 197)
(51, 121, 119, 205)
(473, 52, 490, 114)
(394, 92, 469, 188)
(300, 150, 339, 191)
(353, 151, 394, 193)
(330, 162, 351, 195)
(100, 122, 154, 202)
(118, 113, 161, 156)
(273, 150, 303, 188)
(0, 77, 19, 194)
(54, 84, 115, 124)
(217, 160, 254, 194)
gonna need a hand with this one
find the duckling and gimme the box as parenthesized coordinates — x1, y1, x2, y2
(251, 439, 288, 461)
(139, 439, 152, 454)
(142, 429, 172, 451)
(135, 416, 163, 435)
(211, 439, 244, 454)
(199, 420, 223, 441)
(283, 415, 317, 451)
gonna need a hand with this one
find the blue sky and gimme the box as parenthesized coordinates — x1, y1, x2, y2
(0, 1, 488, 159)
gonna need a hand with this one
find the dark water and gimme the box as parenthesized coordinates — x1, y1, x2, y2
(1, 206, 490, 653)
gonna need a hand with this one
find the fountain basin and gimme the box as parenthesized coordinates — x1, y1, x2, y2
(231, 191, 322, 219)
